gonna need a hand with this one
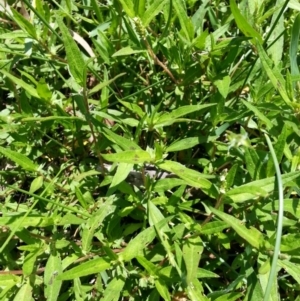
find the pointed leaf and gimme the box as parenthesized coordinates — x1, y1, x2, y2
(57, 18, 85, 85)
(230, 0, 262, 43)
(209, 207, 269, 250)
(0, 146, 38, 172)
(57, 257, 111, 280)
(102, 150, 152, 164)
(101, 277, 125, 301)
(141, 0, 168, 26)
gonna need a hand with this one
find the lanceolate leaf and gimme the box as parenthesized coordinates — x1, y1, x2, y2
(57, 17, 85, 85)
(230, 0, 262, 43)
(0, 69, 39, 99)
(225, 171, 300, 202)
(0, 146, 38, 172)
(209, 207, 270, 250)
(57, 257, 111, 280)
(141, 0, 168, 26)
(102, 150, 152, 164)
(101, 277, 125, 301)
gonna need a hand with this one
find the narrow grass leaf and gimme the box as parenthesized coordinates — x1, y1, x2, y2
(173, 0, 194, 41)
(209, 207, 268, 250)
(154, 278, 171, 301)
(102, 150, 152, 164)
(101, 277, 125, 301)
(119, 226, 156, 261)
(141, 0, 168, 26)
(44, 252, 63, 301)
(57, 257, 111, 280)
(57, 18, 85, 85)
(0, 146, 38, 172)
(0, 69, 39, 99)
(225, 171, 300, 202)
(230, 0, 262, 43)
(256, 42, 292, 107)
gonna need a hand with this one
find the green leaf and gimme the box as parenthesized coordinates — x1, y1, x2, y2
(57, 17, 85, 85)
(186, 279, 209, 301)
(266, 124, 287, 177)
(101, 277, 125, 301)
(141, 0, 168, 26)
(29, 176, 43, 193)
(88, 73, 126, 96)
(263, 199, 300, 218)
(102, 150, 152, 164)
(158, 161, 212, 190)
(57, 257, 111, 280)
(200, 221, 229, 235)
(11, 7, 37, 39)
(153, 178, 186, 192)
(209, 207, 269, 250)
(215, 292, 243, 301)
(229, 0, 262, 43)
(241, 100, 273, 130)
(36, 78, 52, 102)
(214, 76, 231, 99)
(243, 147, 262, 180)
(0, 69, 39, 99)
(0, 146, 38, 172)
(166, 137, 200, 152)
(119, 226, 156, 261)
(155, 104, 215, 127)
(118, 0, 135, 17)
(154, 278, 171, 301)
(82, 202, 116, 252)
(75, 186, 88, 209)
(44, 252, 63, 301)
(290, 14, 300, 81)
(225, 171, 300, 203)
(256, 42, 292, 107)
(13, 281, 32, 301)
(110, 163, 134, 188)
(183, 236, 203, 283)
(173, 0, 194, 41)
(102, 128, 142, 150)
(278, 260, 300, 284)
(112, 46, 146, 57)
(197, 268, 219, 278)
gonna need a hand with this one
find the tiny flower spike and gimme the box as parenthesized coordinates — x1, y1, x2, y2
(132, 17, 146, 40)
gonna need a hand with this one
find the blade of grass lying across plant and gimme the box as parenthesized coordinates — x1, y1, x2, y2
(57, 257, 111, 280)
(256, 42, 293, 107)
(225, 171, 300, 202)
(230, 0, 263, 43)
(263, 133, 284, 301)
(290, 13, 300, 87)
(0, 146, 38, 172)
(56, 17, 85, 85)
(209, 207, 270, 251)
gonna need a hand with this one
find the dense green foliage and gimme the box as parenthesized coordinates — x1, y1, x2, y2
(1, 0, 300, 300)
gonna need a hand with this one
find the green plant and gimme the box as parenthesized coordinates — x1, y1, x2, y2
(0, 0, 300, 300)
